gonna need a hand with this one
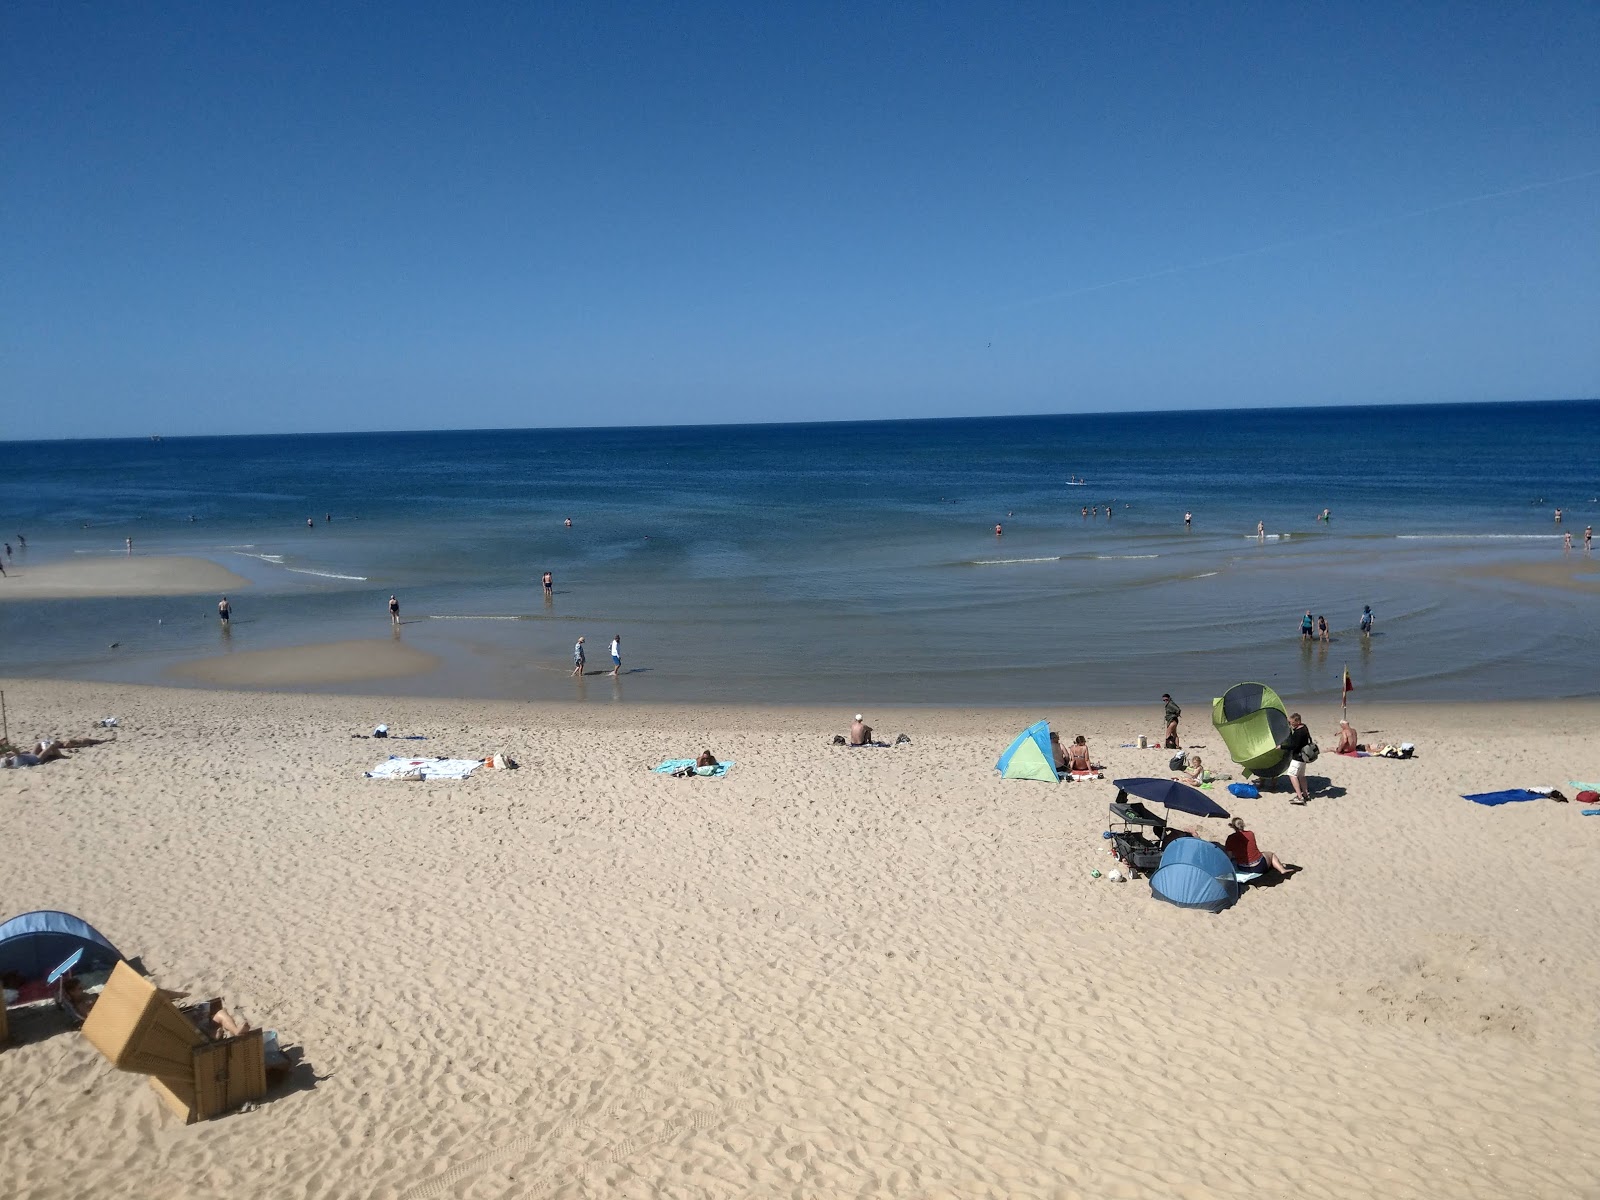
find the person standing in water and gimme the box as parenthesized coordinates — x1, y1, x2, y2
(994, 523, 1003, 536)
(1554, 507, 1562, 524)
(609, 633, 622, 677)
(1360, 604, 1374, 636)
(1256, 521, 1265, 540)
(1564, 531, 1573, 554)
(1586, 526, 1593, 554)
(1318, 614, 1330, 643)
(218, 596, 231, 624)
(1301, 611, 1314, 640)
(564, 517, 572, 528)
(572, 636, 586, 677)
(542, 571, 553, 596)
(389, 594, 400, 623)
(126, 537, 133, 554)
(1184, 511, 1192, 529)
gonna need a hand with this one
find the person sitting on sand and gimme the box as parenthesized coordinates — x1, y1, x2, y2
(1224, 817, 1291, 876)
(849, 714, 873, 746)
(1067, 735, 1093, 773)
(696, 749, 719, 768)
(1049, 731, 1069, 772)
(1335, 721, 1358, 753)
(1174, 752, 1211, 785)
(59, 975, 98, 1023)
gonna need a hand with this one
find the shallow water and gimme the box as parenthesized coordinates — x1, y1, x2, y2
(2, 399, 1597, 705)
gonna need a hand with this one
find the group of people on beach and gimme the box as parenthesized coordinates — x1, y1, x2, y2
(572, 634, 622, 678)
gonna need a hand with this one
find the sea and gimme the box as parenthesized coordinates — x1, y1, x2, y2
(2, 399, 1597, 708)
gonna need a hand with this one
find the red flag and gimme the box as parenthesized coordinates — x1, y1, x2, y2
(1343, 665, 1353, 694)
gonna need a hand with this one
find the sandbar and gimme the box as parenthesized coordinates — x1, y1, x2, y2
(0, 680, 1596, 1197)
(1466, 557, 1600, 592)
(165, 638, 441, 687)
(0, 555, 250, 600)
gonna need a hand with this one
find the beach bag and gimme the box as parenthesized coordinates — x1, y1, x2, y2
(1228, 782, 1259, 799)
(1577, 790, 1598, 805)
(1298, 740, 1320, 764)
(1168, 753, 1187, 771)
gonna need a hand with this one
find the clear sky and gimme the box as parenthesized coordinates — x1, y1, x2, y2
(4, 2, 1597, 436)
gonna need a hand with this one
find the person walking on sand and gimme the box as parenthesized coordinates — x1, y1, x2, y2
(218, 596, 231, 624)
(1284, 712, 1314, 803)
(572, 636, 586, 677)
(1162, 693, 1181, 750)
(389, 594, 400, 623)
(542, 571, 553, 596)
(609, 633, 622, 677)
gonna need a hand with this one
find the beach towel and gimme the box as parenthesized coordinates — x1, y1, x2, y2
(1461, 789, 1545, 807)
(1066, 770, 1104, 781)
(366, 757, 483, 781)
(1568, 781, 1600, 792)
(1227, 782, 1259, 799)
(1337, 750, 1371, 758)
(652, 758, 734, 778)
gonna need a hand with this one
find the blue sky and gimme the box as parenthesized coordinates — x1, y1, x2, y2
(4, 2, 1596, 436)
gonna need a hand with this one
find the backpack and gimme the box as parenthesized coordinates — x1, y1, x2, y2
(1169, 753, 1188, 771)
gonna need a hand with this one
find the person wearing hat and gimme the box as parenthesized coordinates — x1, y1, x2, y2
(849, 714, 873, 746)
(571, 636, 586, 677)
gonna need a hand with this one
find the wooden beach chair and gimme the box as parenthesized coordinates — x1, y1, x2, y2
(80, 961, 266, 1123)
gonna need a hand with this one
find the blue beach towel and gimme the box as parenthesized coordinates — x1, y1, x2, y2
(653, 758, 734, 778)
(1461, 789, 1546, 807)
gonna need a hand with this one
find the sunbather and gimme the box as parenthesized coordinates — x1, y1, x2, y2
(1335, 721, 1358, 753)
(849, 714, 873, 746)
(1224, 817, 1291, 875)
(1067, 735, 1094, 773)
(1049, 731, 1069, 772)
(695, 749, 719, 768)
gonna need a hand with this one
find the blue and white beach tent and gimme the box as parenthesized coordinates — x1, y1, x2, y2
(995, 720, 1059, 782)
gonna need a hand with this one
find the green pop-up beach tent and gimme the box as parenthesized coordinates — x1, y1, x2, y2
(1211, 683, 1292, 777)
(995, 720, 1059, 781)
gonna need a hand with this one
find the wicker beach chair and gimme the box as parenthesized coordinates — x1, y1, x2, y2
(80, 961, 267, 1123)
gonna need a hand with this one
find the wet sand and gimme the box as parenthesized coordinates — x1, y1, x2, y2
(0, 555, 250, 600)
(165, 638, 441, 687)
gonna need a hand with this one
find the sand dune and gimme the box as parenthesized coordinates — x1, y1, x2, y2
(0, 555, 249, 600)
(1, 681, 1596, 1198)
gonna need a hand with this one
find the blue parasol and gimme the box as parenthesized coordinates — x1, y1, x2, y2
(1111, 777, 1231, 819)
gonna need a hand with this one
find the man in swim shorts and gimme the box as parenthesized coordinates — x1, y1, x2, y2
(542, 571, 553, 595)
(609, 634, 622, 677)
(218, 596, 231, 624)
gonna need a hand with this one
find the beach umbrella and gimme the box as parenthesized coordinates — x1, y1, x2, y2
(1110, 777, 1230, 820)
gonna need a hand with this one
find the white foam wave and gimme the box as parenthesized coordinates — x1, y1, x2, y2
(970, 556, 1063, 565)
(236, 552, 286, 564)
(1192, 571, 1219, 578)
(287, 567, 368, 581)
(1094, 554, 1158, 560)
(426, 614, 525, 620)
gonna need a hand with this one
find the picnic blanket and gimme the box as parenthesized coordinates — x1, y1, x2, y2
(367, 757, 483, 781)
(1461, 788, 1546, 807)
(653, 758, 734, 778)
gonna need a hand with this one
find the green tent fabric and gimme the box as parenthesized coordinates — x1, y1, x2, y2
(1211, 682, 1292, 776)
(995, 720, 1059, 781)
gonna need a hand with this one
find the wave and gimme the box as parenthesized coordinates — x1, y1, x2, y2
(969, 556, 1064, 565)
(1094, 554, 1158, 560)
(1191, 571, 1219, 578)
(286, 567, 368, 581)
(235, 552, 286, 564)
(1394, 534, 1559, 540)
(426, 614, 526, 620)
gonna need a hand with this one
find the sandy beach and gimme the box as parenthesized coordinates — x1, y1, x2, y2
(0, 555, 250, 600)
(1, 678, 1596, 1199)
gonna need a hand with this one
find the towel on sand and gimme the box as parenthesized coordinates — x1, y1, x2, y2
(1461, 788, 1546, 807)
(367, 757, 483, 781)
(653, 758, 734, 778)
(1338, 749, 1371, 758)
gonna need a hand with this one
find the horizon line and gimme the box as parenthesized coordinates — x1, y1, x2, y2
(3, 394, 1596, 446)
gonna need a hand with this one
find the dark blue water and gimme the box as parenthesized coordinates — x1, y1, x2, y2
(3, 400, 1597, 704)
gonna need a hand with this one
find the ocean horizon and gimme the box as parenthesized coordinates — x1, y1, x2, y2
(3, 397, 1597, 707)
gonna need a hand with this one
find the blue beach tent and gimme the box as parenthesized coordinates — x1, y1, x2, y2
(0, 910, 124, 981)
(1149, 838, 1240, 914)
(995, 720, 1059, 782)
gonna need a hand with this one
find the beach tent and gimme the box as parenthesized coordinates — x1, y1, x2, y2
(995, 720, 1059, 781)
(1149, 837, 1240, 913)
(0, 910, 124, 981)
(1211, 682, 1292, 776)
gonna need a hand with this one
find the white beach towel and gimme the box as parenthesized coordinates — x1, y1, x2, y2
(366, 757, 483, 781)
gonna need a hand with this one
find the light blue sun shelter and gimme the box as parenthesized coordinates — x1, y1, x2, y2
(1149, 838, 1240, 913)
(0, 910, 124, 981)
(995, 720, 1059, 781)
